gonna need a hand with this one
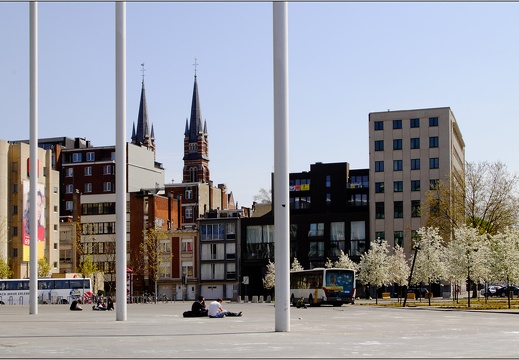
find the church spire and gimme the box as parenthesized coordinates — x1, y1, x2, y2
(188, 74, 203, 142)
(132, 63, 155, 152)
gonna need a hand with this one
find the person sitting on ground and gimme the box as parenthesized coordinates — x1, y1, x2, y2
(296, 296, 307, 309)
(106, 297, 114, 311)
(70, 299, 83, 311)
(93, 297, 107, 311)
(208, 298, 242, 318)
(191, 296, 208, 317)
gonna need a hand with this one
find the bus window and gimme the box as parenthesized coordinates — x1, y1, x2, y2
(0, 281, 5, 290)
(54, 280, 70, 289)
(69, 280, 84, 289)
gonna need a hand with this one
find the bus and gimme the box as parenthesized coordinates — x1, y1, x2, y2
(0, 278, 93, 305)
(290, 268, 356, 306)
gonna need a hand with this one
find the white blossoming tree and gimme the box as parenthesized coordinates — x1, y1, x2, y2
(357, 240, 391, 304)
(489, 228, 519, 308)
(262, 260, 276, 290)
(412, 227, 447, 305)
(290, 258, 304, 271)
(388, 245, 410, 301)
(334, 250, 359, 272)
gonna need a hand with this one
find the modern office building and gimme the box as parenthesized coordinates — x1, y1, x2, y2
(368, 107, 465, 258)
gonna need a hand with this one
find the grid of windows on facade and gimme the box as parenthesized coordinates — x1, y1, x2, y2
(82, 202, 116, 215)
(349, 193, 367, 206)
(289, 178, 310, 191)
(201, 263, 234, 281)
(349, 175, 368, 188)
(82, 222, 115, 235)
(290, 196, 311, 210)
(82, 240, 115, 254)
(245, 225, 274, 260)
(201, 224, 225, 240)
(201, 242, 236, 261)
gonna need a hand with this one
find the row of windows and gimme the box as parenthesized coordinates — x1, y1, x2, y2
(82, 222, 116, 235)
(375, 230, 420, 248)
(375, 158, 439, 172)
(65, 182, 113, 194)
(375, 200, 421, 219)
(375, 137, 439, 151)
(67, 152, 115, 163)
(374, 117, 439, 131)
(65, 165, 113, 177)
(81, 202, 116, 215)
(375, 179, 439, 193)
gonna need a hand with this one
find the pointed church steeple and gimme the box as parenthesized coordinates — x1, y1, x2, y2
(183, 65, 210, 184)
(132, 64, 156, 155)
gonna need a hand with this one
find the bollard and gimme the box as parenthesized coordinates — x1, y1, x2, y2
(236, 296, 242, 303)
(266, 295, 272, 303)
(259, 295, 264, 303)
(244, 295, 249, 303)
(252, 296, 258, 303)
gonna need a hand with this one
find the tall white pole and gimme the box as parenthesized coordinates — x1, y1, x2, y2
(273, 1, 290, 332)
(29, 0, 39, 315)
(115, 0, 127, 321)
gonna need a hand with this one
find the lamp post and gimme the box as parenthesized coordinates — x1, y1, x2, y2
(403, 245, 419, 307)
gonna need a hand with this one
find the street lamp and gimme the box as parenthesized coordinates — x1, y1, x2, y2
(403, 245, 420, 307)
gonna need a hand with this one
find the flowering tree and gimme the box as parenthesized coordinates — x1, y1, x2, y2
(357, 240, 391, 304)
(334, 250, 359, 272)
(489, 228, 519, 307)
(412, 227, 447, 304)
(262, 260, 275, 290)
(0, 257, 12, 279)
(290, 258, 304, 271)
(444, 225, 490, 306)
(388, 245, 410, 301)
(324, 258, 334, 268)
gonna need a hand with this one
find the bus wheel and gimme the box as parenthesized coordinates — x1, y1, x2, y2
(308, 294, 313, 306)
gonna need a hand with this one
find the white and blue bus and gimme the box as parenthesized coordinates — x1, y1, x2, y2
(290, 268, 356, 306)
(0, 278, 93, 305)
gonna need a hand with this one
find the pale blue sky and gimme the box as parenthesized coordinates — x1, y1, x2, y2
(2, 2, 519, 206)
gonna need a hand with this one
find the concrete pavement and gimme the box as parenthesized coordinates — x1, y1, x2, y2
(0, 300, 518, 359)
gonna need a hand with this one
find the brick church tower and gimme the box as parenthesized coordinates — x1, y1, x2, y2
(183, 74, 210, 183)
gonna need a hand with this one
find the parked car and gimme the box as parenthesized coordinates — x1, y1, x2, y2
(495, 286, 519, 297)
(480, 285, 502, 297)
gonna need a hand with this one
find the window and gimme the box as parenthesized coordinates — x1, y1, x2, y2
(410, 118, 420, 128)
(393, 139, 402, 150)
(411, 159, 420, 170)
(326, 175, 331, 187)
(65, 201, 73, 211)
(394, 231, 404, 247)
(53, 205, 58, 212)
(54, 186, 58, 194)
(86, 152, 95, 161)
(375, 182, 384, 193)
(201, 263, 223, 280)
(13, 184, 18, 193)
(429, 136, 439, 148)
(245, 224, 274, 260)
(375, 231, 385, 241)
(85, 183, 92, 193)
(201, 224, 225, 240)
(329, 222, 345, 257)
(202, 244, 224, 260)
(375, 161, 384, 172)
(393, 120, 402, 129)
(226, 263, 236, 280)
(350, 221, 366, 256)
(66, 168, 73, 177)
(393, 160, 403, 171)
(393, 181, 403, 192)
(374, 121, 383, 130)
(185, 207, 193, 219)
(185, 189, 193, 200)
(374, 140, 384, 151)
(411, 200, 421, 217)
(72, 153, 82, 162)
(326, 193, 331, 205)
(411, 180, 421, 191)
(394, 201, 403, 218)
(226, 223, 236, 240)
(103, 182, 112, 192)
(429, 117, 439, 126)
(308, 223, 324, 237)
(410, 138, 420, 149)
(84, 166, 92, 176)
(226, 243, 236, 260)
(12, 205, 18, 215)
(308, 241, 324, 258)
(349, 194, 367, 206)
(189, 143, 198, 153)
(182, 239, 193, 252)
(430, 158, 439, 169)
(65, 184, 73, 194)
(375, 202, 385, 219)
(13, 227, 18, 236)
(103, 165, 112, 175)
(430, 179, 439, 190)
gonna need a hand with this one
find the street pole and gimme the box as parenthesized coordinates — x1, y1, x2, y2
(403, 246, 419, 307)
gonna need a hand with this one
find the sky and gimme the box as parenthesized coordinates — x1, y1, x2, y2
(2, 2, 519, 207)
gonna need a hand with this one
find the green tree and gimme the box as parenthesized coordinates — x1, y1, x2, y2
(141, 225, 169, 302)
(77, 254, 98, 280)
(38, 256, 52, 278)
(0, 257, 13, 279)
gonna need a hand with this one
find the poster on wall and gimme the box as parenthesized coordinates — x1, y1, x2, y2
(22, 180, 45, 261)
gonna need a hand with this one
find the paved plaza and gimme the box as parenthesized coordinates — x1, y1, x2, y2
(0, 300, 518, 359)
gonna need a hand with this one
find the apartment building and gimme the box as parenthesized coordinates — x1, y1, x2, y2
(368, 107, 465, 258)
